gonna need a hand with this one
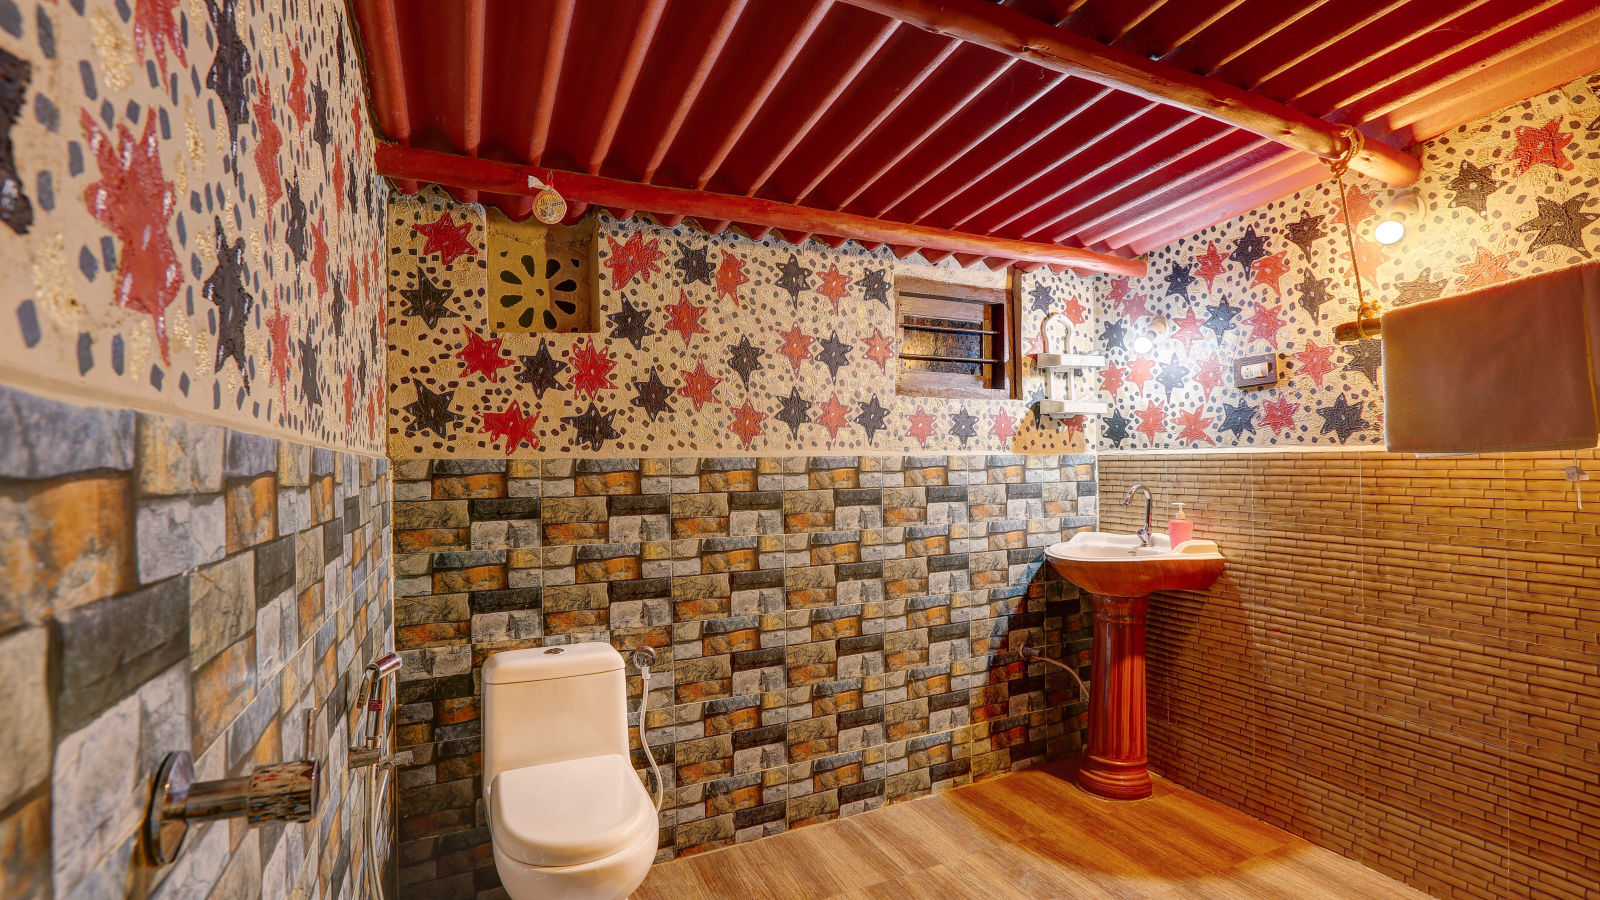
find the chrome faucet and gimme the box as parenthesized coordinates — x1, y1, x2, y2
(1123, 483, 1153, 547)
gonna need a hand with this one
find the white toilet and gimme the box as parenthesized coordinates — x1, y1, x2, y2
(483, 643, 657, 899)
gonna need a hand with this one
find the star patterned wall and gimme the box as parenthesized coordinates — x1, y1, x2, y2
(0, 0, 386, 453)
(387, 189, 1098, 459)
(1087, 70, 1600, 452)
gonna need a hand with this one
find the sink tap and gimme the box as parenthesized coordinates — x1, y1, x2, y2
(1123, 483, 1153, 547)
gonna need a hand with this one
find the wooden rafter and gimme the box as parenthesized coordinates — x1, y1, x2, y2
(834, 0, 1421, 185)
(374, 143, 1147, 276)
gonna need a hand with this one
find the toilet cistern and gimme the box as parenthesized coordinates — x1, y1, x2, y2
(1123, 483, 1154, 548)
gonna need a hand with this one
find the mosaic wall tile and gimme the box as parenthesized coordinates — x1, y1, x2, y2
(0, 383, 391, 900)
(387, 190, 1101, 458)
(1083, 70, 1600, 451)
(391, 454, 1097, 897)
(0, 0, 386, 452)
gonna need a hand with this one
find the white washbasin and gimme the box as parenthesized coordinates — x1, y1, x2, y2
(1046, 531, 1222, 561)
(1044, 532, 1225, 597)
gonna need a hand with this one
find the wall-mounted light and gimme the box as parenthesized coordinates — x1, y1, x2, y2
(1374, 186, 1422, 245)
(1130, 315, 1169, 354)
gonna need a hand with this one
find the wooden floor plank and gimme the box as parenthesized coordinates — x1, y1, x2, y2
(632, 761, 1430, 900)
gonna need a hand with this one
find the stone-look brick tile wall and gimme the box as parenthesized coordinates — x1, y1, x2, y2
(1100, 450, 1600, 900)
(0, 386, 393, 900)
(391, 454, 1098, 899)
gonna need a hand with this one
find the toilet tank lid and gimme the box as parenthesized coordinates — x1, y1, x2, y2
(483, 642, 624, 684)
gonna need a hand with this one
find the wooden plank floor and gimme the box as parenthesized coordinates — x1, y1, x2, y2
(634, 759, 1428, 900)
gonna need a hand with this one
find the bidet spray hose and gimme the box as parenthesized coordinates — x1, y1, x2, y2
(633, 649, 665, 811)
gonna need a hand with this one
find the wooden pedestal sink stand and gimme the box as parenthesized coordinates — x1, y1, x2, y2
(1047, 542, 1224, 801)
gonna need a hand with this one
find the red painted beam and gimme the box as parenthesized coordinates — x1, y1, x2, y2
(350, 0, 410, 141)
(586, 0, 668, 174)
(526, 0, 576, 165)
(833, 0, 1420, 185)
(376, 143, 1146, 276)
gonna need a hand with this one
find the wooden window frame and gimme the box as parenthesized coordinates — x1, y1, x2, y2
(893, 273, 1020, 400)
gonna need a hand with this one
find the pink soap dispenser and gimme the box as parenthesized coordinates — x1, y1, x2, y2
(1168, 502, 1193, 545)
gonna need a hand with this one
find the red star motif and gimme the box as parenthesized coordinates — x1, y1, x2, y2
(1169, 306, 1206, 355)
(1174, 408, 1215, 445)
(678, 358, 723, 412)
(816, 264, 852, 314)
(1135, 402, 1166, 444)
(665, 290, 709, 346)
(311, 216, 330, 297)
(778, 324, 814, 373)
(343, 370, 356, 428)
(1340, 235, 1387, 286)
(412, 212, 477, 266)
(1060, 293, 1087, 325)
(1261, 397, 1298, 435)
(1126, 356, 1158, 394)
(287, 44, 311, 126)
(267, 296, 292, 403)
(715, 252, 748, 306)
(1455, 246, 1515, 290)
(1251, 252, 1291, 296)
(81, 110, 181, 364)
(815, 394, 851, 445)
(1293, 342, 1336, 386)
(331, 145, 346, 213)
(1195, 241, 1227, 292)
(570, 339, 616, 398)
(1106, 278, 1130, 307)
(864, 328, 895, 372)
(457, 330, 511, 382)
(729, 401, 765, 449)
(907, 408, 936, 447)
(1245, 304, 1286, 346)
(481, 402, 541, 455)
(990, 410, 1018, 444)
(1511, 116, 1575, 175)
(1100, 363, 1125, 396)
(1121, 291, 1152, 321)
(1343, 184, 1378, 224)
(1024, 334, 1044, 356)
(603, 231, 664, 288)
(367, 388, 382, 441)
(132, 0, 186, 77)
(1193, 356, 1225, 398)
(252, 77, 283, 212)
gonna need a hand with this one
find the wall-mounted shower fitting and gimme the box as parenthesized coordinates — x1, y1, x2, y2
(146, 709, 322, 865)
(350, 651, 404, 769)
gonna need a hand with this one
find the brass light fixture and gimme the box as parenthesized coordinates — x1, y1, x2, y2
(1324, 126, 1384, 342)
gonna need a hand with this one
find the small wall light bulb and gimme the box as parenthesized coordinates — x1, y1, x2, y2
(1131, 334, 1155, 354)
(1373, 219, 1406, 245)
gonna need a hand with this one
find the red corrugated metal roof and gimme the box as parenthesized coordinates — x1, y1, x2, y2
(350, 0, 1600, 265)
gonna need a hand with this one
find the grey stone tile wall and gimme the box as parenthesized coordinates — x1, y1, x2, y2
(0, 385, 394, 900)
(391, 454, 1097, 899)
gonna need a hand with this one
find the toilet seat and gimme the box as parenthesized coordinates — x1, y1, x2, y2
(489, 753, 656, 868)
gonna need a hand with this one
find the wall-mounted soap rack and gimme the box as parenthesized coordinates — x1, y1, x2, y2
(1035, 312, 1108, 419)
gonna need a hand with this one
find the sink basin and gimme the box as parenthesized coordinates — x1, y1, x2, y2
(1045, 531, 1224, 598)
(1043, 532, 1226, 802)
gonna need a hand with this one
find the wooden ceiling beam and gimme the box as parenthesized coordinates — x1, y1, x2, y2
(834, 0, 1420, 185)
(375, 143, 1146, 276)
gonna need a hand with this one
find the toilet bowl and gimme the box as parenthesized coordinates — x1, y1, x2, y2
(483, 643, 657, 900)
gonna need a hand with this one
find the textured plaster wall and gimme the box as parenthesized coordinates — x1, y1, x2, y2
(386, 188, 1100, 459)
(0, 0, 387, 451)
(1087, 70, 1600, 451)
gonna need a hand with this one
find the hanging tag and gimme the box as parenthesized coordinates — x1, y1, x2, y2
(527, 174, 568, 225)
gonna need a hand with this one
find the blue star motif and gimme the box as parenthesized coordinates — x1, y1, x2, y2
(1099, 319, 1128, 351)
(1220, 399, 1257, 439)
(1203, 300, 1241, 340)
(1164, 263, 1194, 299)
(606, 295, 654, 350)
(1155, 361, 1189, 399)
(1229, 226, 1267, 272)
(1102, 409, 1130, 447)
(950, 408, 978, 447)
(1316, 394, 1371, 443)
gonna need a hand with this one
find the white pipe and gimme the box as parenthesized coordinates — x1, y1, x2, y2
(635, 659, 665, 811)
